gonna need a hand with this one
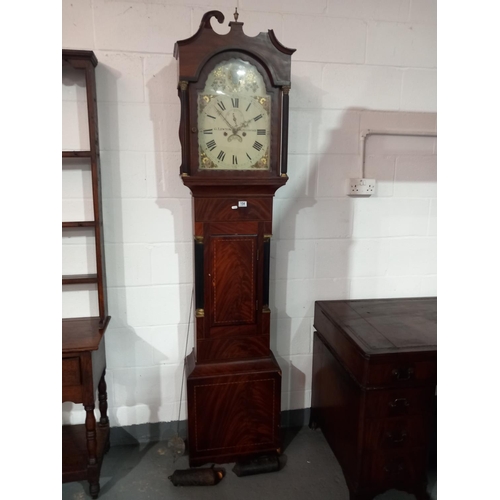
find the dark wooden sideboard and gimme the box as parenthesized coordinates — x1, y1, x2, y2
(311, 298, 436, 500)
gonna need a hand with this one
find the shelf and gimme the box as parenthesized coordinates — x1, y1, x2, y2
(62, 316, 110, 353)
(62, 424, 109, 483)
(62, 151, 92, 158)
(63, 49, 98, 68)
(62, 274, 98, 285)
(62, 221, 96, 229)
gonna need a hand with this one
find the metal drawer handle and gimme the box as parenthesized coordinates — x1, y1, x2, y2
(389, 397, 410, 409)
(392, 367, 414, 380)
(385, 430, 408, 443)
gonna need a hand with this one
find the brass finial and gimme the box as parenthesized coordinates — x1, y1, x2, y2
(234, 7, 239, 22)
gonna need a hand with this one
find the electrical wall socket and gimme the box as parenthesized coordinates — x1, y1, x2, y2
(348, 178, 376, 196)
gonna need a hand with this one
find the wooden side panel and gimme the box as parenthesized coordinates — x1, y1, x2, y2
(310, 332, 363, 489)
(211, 236, 257, 326)
(313, 304, 368, 385)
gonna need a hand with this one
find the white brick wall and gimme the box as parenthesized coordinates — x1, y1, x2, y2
(63, 0, 436, 427)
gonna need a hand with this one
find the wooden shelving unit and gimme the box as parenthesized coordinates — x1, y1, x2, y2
(62, 49, 110, 499)
(62, 221, 96, 229)
(63, 150, 92, 158)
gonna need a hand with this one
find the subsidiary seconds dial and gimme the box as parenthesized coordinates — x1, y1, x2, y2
(198, 94, 270, 170)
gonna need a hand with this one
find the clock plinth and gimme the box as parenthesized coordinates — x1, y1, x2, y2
(174, 10, 295, 466)
(186, 351, 282, 466)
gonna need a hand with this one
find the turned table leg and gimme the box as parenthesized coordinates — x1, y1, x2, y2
(85, 404, 100, 499)
(98, 370, 109, 426)
(98, 370, 110, 454)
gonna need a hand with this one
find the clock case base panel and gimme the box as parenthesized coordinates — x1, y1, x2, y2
(186, 350, 281, 467)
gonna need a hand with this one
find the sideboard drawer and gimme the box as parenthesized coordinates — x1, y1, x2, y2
(361, 449, 428, 488)
(363, 415, 429, 451)
(364, 386, 435, 419)
(62, 357, 82, 386)
(366, 359, 437, 388)
(62, 355, 84, 403)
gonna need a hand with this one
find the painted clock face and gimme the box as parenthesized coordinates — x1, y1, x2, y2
(198, 59, 271, 171)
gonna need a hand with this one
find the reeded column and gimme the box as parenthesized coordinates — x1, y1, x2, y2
(281, 85, 291, 176)
(178, 81, 190, 176)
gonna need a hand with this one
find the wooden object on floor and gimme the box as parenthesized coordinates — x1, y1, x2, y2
(174, 11, 295, 466)
(62, 49, 110, 499)
(310, 298, 437, 500)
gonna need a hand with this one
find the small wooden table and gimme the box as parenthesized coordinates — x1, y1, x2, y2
(311, 298, 436, 500)
(62, 317, 110, 499)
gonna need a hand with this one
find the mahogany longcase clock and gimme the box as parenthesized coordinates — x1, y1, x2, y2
(174, 10, 295, 466)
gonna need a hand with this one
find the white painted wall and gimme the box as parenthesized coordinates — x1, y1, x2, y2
(62, 0, 437, 427)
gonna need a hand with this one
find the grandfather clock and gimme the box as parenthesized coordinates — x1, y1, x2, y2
(174, 9, 295, 466)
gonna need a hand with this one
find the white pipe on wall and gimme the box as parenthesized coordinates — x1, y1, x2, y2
(360, 130, 437, 177)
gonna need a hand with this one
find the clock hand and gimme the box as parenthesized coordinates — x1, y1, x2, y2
(215, 106, 236, 132)
(219, 109, 246, 142)
(234, 118, 253, 133)
(230, 111, 247, 134)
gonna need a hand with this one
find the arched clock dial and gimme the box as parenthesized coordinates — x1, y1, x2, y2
(197, 59, 271, 170)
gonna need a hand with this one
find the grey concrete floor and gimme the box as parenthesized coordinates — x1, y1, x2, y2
(62, 427, 437, 500)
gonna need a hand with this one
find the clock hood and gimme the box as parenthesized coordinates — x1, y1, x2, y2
(174, 10, 295, 87)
